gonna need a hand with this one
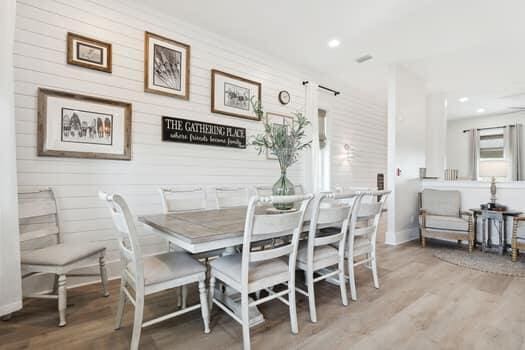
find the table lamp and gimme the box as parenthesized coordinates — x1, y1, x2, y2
(479, 160, 508, 208)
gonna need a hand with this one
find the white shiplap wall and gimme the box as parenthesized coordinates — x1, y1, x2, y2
(14, 0, 386, 287)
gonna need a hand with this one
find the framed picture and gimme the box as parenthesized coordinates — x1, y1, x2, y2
(37, 88, 132, 160)
(265, 112, 294, 160)
(211, 69, 262, 121)
(144, 31, 190, 100)
(67, 33, 112, 73)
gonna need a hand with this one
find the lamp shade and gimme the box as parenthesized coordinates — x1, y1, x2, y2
(479, 160, 508, 178)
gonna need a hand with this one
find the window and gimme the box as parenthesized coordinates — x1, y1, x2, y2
(479, 128, 505, 160)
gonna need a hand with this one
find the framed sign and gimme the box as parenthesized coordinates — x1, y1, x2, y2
(211, 69, 261, 121)
(38, 88, 132, 160)
(67, 33, 112, 73)
(145, 31, 190, 99)
(162, 116, 246, 149)
(266, 112, 294, 160)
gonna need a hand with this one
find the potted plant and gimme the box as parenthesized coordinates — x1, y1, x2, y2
(250, 98, 311, 209)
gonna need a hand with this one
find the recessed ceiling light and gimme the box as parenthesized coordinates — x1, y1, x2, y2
(458, 97, 469, 103)
(477, 108, 485, 113)
(327, 39, 341, 48)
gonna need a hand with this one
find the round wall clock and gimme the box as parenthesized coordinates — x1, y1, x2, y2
(278, 90, 290, 105)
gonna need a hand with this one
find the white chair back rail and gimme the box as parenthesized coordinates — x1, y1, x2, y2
(215, 187, 250, 209)
(159, 186, 207, 213)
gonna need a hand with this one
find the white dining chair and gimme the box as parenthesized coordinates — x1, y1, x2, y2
(215, 187, 250, 208)
(16, 188, 108, 327)
(346, 190, 390, 301)
(99, 192, 210, 350)
(209, 194, 314, 350)
(295, 192, 359, 323)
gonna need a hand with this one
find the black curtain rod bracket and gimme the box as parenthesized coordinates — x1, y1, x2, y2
(302, 81, 340, 96)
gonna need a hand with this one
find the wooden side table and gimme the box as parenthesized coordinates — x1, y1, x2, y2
(471, 209, 521, 255)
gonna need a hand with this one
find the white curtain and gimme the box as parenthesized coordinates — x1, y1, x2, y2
(303, 82, 321, 193)
(505, 124, 523, 181)
(468, 128, 480, 180)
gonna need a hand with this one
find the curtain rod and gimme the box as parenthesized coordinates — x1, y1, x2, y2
(302, 81, 340, 96)
(462, 124, 520, 133)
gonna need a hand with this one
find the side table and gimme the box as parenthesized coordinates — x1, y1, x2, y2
(471, 209, 521, 255)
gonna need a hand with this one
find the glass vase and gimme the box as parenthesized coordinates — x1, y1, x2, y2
(272, 170, 295, 210)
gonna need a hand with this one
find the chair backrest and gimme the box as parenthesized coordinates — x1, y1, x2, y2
(305, 192, 359, 265)
(241, 194, 314, 290)
(99, 192, 144, 291)
(159, 186, 207, 213)
(215, 187, 249, 208)
(348, 190, 390, 251)
(421, 189, 461, 217)
(18, 188, 60, 251)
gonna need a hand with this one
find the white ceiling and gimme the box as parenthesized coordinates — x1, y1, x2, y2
(140, 0, 525, 118)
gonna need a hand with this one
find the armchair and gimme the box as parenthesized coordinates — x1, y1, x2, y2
(419, 189, 474, 253)
(511, 215, 525, 261)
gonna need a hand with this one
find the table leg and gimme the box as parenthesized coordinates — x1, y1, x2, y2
(482, 218, 486, 252)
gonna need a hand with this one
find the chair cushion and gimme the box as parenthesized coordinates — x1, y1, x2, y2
(128, 252, 206, 286)
(297, 243, 338, 265)
(210, 254, 289, 285)
(21, 243, 106, 266)
(422, 189, 461, 217)
(425, 215, 469, 231)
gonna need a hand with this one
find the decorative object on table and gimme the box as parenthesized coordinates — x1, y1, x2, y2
(250, 99, 311, 210)
(67, 32, 112, 73)
(419, 189, 474, 253)
(278, 90, 290, 105)
(37, 88, 132, 160)
(264, 112, 294, 160)
(211, 69, 261, 121)
(444, 168, 459, 181)
(162, 116, 246, 149)
(419, 167, 427, 179)
(144, 31, 190, 99)
(479, 160, 508, 209)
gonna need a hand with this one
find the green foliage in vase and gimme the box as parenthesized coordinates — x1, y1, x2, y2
(250, 97, 312, 172)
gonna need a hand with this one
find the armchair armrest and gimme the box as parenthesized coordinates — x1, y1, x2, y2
(460, 210, 474, 218)
(419, 209, 427, 216)
(513, 215, 525, 222)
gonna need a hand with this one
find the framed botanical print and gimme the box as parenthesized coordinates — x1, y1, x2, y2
(265, 112, 294, 160)
(37, 88, 132, 160)
(211, 69, 262, 121)
(67, 33, 112, 73)
(144, 31, 190, 99)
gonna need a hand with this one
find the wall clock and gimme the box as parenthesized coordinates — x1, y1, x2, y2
(278, 90, 290, 105)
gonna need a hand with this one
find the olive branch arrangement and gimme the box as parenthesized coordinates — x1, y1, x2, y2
(250, 98, 312, 173)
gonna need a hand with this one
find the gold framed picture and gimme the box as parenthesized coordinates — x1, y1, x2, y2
(67, 33, 112, 73)
(144, 31, 190, 100)
(211, 69, 262, 121)
(37, 88, 132, 160)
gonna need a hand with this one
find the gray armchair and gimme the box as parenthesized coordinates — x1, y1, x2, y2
(419, 189, 474, 253)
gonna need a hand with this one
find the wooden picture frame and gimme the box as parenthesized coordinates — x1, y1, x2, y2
(67, 33, 112, 73)
(265, 112, 294, 160)
(38, 88, 132, 160)
(144, 31, 190, 100)
(211, 69, 262, 121)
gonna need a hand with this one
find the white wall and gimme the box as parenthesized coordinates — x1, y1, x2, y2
(447, 112, 525, 178)
(425, 93, 447, 178)
(0, 0, 23, 316)
(14, 0, 387, 289)
(387, 65, 427, 244)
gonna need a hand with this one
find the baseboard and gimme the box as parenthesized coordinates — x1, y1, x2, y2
(385, 228, 419, 246)
(0, 300, 22, 317)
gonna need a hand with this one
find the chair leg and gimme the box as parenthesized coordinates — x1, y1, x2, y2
(468, 239, 474, 253)
(115, 279, 127, 330)
(371, 253, 379, 289)
(198, 280, 210, 334)
(305, 270, 317, 323)
(288, 278, 298, 334)
(177, 287, 182, 308)
(209, 276, 216, 312)
(347, 257, 357, 301)
(421, 236, 426, 248)
(99, 255, 110, 297)
(182, 285, 188, 309)
(241, 293, 251, 350)
(130, 295, 144, 350)
(338, 259, 348, 306)
(57, 274, 67, 327)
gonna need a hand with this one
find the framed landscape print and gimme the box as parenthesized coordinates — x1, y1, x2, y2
(37, 89, 132, 160)
(211, 69, 262, 121)
(144, 31, 190, 99)
(67, 33, 112, 73)
(265, 112, 294, 160)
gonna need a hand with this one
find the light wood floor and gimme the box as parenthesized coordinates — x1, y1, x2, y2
(2, 241, 525, 350)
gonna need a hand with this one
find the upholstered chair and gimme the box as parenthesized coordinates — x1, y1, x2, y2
(511, 216, 525, 261)
(419, 189, 474, 252)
